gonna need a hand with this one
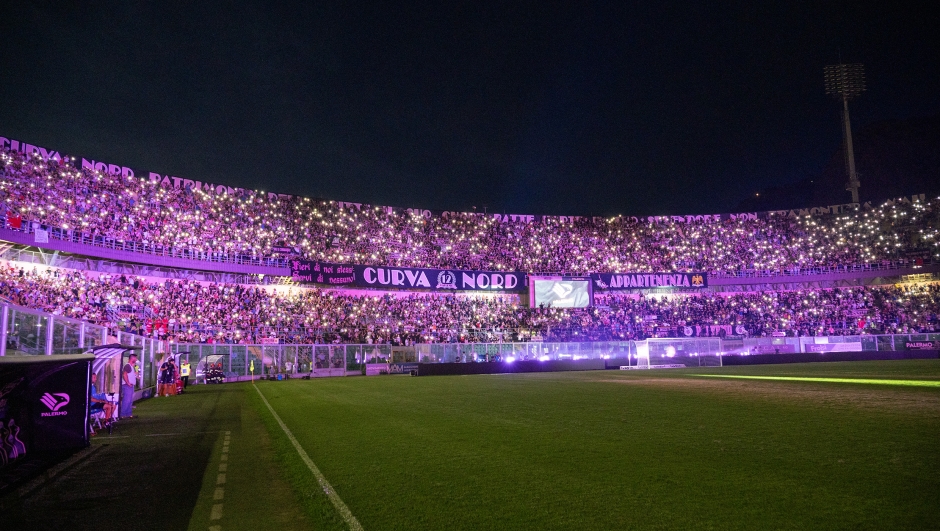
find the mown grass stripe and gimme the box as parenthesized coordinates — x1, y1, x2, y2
(253, 384, 363, 531)
(692, 374, 940, 387)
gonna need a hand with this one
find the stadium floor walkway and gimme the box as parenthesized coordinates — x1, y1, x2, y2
(0, 383, 314, 531)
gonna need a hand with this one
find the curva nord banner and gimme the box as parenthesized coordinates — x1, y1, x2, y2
(289, 260, 526, 291)
(591, 272, 708, 290)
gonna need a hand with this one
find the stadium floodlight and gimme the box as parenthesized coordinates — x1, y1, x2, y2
(824, 63, 865, 204)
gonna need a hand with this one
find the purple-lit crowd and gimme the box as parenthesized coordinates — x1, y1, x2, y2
(1, 265, 937, 344)
(2, 148, 937, 275)
(1, 146, 939, 345)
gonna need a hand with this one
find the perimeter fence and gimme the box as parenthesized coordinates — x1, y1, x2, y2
(0, 302, 164, 392)
(3, 298, 935, 382)
(167, 332, 939, 380)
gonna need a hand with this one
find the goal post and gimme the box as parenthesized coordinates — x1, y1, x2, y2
(620, 339, 723, 370)
(646, 338, 723, 369)
(635, 340, 650, 369)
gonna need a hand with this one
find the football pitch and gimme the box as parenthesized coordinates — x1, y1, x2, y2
(244, 360, 940, 530)
(7, 360, 939, 530)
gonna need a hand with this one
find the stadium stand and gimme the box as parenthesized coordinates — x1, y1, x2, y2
(1, 264, 937, 345)
(1, 147, 937, 275)
(1, 144, 938, 346)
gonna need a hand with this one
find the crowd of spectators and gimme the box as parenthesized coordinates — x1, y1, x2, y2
(2, 264, 937, 345)
(2, 148, 938, 276)
(2, 145, 939, 347)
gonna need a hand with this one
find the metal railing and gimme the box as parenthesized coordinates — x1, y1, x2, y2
(7, 221, 289, 268)
(4, 220, 932, 280)
(708, 261, 932, 279)
(0, 301, 165, 392)
(64, 313, 940, 347)
(3, 297, 935, 384)
(167, 333, 939, 379)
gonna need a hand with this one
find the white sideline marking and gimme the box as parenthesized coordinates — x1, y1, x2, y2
(142, 431, 226, 438)
(209, 432, 229, 527)
(253, 384, 363, 531)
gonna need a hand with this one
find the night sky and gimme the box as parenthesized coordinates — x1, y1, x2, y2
(1, 2, 938, 216)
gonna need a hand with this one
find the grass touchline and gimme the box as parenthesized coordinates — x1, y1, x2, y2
(691, 374, 940, 387)
(253, 384, 364, 531)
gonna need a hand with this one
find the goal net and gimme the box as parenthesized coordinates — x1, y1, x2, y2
(619, 339, 723, 370)
(636, 340, 650, 369)
(645, 338, 723, 369)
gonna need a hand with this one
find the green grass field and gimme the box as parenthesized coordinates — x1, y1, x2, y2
(248, 360, 940, 530)
(6, 360, 938, 530)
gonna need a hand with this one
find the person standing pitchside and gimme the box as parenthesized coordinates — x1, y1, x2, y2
(180, 359, 190, 391)
(120, 353, 138, 418)
(158, 357, 172, 396)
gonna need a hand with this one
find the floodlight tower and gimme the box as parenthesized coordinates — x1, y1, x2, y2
(824, 63, 865, 203)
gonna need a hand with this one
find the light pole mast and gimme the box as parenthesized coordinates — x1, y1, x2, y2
(824, 63, 865, 204)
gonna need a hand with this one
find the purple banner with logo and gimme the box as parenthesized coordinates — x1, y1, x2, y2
(289, 260, 526, 291)
(591, 272, 707, 290)
(0, 354, 91, 470)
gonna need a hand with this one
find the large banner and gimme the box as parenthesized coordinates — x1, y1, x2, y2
(290, 260, 526, 292)
(591, 272, 707, 290)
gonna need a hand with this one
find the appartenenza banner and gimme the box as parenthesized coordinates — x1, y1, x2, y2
(591, 272, 708, 289)
(290, 260, 526, 291)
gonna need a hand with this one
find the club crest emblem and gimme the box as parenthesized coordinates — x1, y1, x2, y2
(39, 392, 70, 416)
(40, 392, 70, 412)
(436, 271, 457, 290)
